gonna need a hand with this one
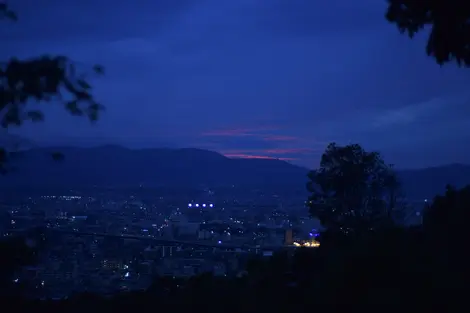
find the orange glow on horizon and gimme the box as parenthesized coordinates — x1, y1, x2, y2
(223, 153, 296, 161)
(264, 148, 316, 154)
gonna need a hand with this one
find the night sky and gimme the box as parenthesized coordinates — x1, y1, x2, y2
(3, 0, 470, 169)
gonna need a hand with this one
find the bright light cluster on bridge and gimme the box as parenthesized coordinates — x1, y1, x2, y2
(188, 203, 214, 208)
(293, 240, 320, 248)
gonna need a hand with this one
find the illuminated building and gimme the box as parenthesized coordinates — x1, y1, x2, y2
(292, 240, 320, 248)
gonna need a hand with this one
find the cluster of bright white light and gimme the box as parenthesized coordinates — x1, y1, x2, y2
(188, 203, 214, 208)
(293, 240, 320, 248)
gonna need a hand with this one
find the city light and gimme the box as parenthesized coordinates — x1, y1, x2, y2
(293, 240, 320, 248)
(188, 203, 214, 208)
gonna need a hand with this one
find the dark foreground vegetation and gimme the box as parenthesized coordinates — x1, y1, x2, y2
(1, 184, 468, 312)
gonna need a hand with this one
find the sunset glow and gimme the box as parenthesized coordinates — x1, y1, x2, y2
(223, 153, 296, 161)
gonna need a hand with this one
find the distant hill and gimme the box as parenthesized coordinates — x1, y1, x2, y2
(396, 164, 470, 200)
(0, 133, 36, 150)
(0, 146, 469, 200)
(0, 146, 307, 189)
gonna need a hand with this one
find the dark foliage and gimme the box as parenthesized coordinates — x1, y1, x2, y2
(0, 3, 103, 170)
(423, 185, 470, 278)
(0, 236, 37, 292)
(386, 0, 470, 67)
(307, 143, 401, 234)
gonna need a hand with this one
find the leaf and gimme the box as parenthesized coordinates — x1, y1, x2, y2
(77, 79, 91, 90)
(0, 3, 18, 21)
(26, 110, 44, 122)
(65, 101, 83, 116)
(93, 65, 104, 75)
(51, 152, 64, 161)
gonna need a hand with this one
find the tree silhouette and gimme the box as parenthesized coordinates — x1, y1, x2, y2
(383, 165, 408, 224)
(385, 0, 470, 67)
(422, 184, 470, 291)
(307, 143, 400, 234)
(423, 184, 470, 243)
(0, 3, 103, 293)
(0, 236, 37, 292)
(0, 3, 104, 170)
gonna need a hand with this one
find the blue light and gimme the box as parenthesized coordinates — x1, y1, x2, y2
(218, 240, 222, 244)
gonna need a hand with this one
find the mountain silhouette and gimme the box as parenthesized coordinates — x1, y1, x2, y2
(0, 146, 306, 189)
(0, 133, 36, 150)
(1, 146, 469, 200)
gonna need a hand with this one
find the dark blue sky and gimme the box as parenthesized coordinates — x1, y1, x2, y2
(3, 0, 470, 168)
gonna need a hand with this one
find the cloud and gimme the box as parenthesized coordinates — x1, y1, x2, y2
(223, 153, 296, 161)
(4, 0, 470, 168)
(2, 0, 197, 42)
(327, 92, 470, 155)
(200, 125, 299, 145)
(197, 124, 325, 162)
(263, 135, 298, 142)
(201, 126, 302, 143)
(201, 126, 277, 137)
(371, 97, 447, 128)
(265, 148, 319, 154)
(248, 0, 388, 37)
